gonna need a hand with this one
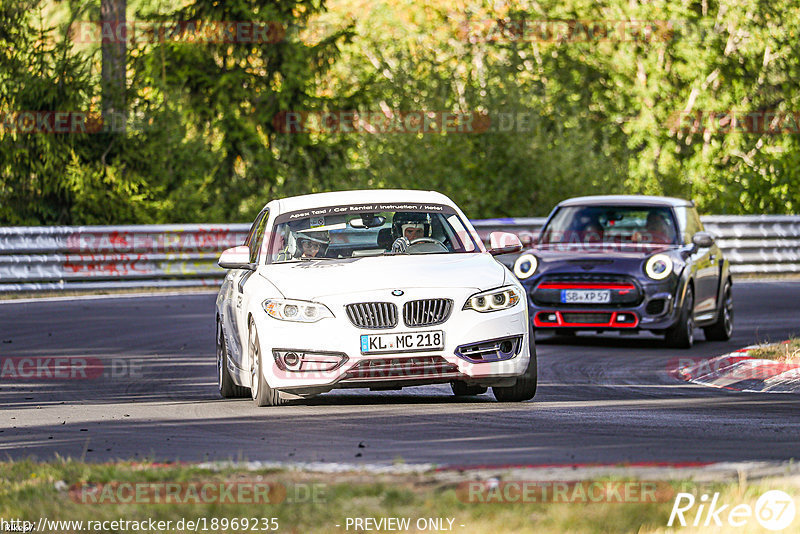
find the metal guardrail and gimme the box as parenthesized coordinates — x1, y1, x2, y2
(702, 216, 800, 274)
(0, 215, 798, 292)
(0, 224, 250, 292)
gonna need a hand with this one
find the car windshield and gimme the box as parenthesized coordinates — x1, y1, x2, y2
(266, 203, 479, 263)
(540, 206, 679, 246)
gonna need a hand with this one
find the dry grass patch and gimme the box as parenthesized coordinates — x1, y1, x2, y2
(749, 339, 800, 362)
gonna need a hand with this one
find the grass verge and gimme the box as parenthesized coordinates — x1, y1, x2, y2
(2, 460, 799, 533)
(748, 339, 800, 362)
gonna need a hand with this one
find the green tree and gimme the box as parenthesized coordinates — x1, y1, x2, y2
(130, 0, 357, 221)
(0, 1, 154, 224)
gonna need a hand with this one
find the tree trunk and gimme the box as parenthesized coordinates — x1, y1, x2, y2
(101, 0, 126, 134)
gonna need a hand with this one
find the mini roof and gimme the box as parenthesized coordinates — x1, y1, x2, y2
(557, 195, 693, 208)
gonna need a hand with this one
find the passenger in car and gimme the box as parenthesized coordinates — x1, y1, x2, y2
(582, 221, 604, 244)
(634, 215, 675, 243)
(295, 231, 330, 258)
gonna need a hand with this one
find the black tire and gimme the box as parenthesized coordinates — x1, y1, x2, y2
(450, 381, 488, 396)
(217, 318, 249, 398)
(704, 278, 733, 341)
(249, 320, 287, 407)
(492, 326, 538, 402)
(665, 285, 695, 349)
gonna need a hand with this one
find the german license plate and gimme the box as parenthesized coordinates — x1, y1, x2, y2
(360, 330, 444, 354)
(561, 289, 611, 304)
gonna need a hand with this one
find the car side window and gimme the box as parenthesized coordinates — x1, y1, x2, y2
(250, 209, 270, 264)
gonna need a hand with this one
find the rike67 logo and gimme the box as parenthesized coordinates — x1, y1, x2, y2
(668, 490, 796, 530)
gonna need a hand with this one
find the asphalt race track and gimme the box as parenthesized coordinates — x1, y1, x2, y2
(1, 281, 799, 466)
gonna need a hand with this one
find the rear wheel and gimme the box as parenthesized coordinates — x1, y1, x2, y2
(492, 325, 538, 402)
(217, 318, 248, 398)
(704, 279, 733, 341)
(450, 381, 487, 396)
(249, 320, 287, 407)
(665, 285, 695, 349)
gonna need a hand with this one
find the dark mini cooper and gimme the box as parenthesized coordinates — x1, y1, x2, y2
(512, 195, 733, 348)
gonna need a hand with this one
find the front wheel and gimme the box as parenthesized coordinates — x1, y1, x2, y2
(665, 285, 695, 349)
(492, 326, 538, 402)
(249, 320, 288, 407)
(704, 279, 733, 341)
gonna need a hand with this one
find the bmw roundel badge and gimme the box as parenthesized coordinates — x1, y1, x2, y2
(391, 290, 404, 296)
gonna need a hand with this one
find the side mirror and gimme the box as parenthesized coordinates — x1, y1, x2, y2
(692, 231, 715, 249)
(520, 231, 539, 247)
(218, 245, 256, 270)
(488, 232, 522, 256)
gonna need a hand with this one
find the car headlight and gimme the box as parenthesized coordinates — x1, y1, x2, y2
(262, 299, 334, 322)
(644, 254, 674, 280)
(463, 286, 521, 313)
(513, 254, 538, 279)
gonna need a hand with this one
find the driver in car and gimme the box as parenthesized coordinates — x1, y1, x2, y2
(391, 212, 432, 252)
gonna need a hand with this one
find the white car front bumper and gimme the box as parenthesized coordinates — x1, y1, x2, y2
(252, 287, 531, 395)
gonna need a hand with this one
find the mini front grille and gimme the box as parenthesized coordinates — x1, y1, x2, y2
(345, 302, 398, 329)
(403, 298, 453, 327)
(542, 273, 632, 284)
(532, 273, 642, 308)
(561, 312, 612, 324)
(565, 259, 613, 265)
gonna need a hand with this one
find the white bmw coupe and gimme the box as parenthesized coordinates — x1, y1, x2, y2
(215, 190, 536, 406)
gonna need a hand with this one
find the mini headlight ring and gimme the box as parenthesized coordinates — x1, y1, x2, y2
(513, 254, 538, 279)
(645, 254, 674, 280)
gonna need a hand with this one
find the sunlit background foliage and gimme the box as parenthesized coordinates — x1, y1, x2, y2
(1, 0, 799, 224)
